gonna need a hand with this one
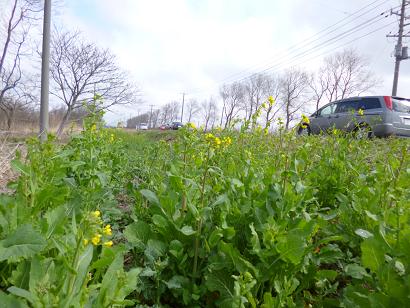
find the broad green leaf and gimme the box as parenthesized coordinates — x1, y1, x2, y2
(144, 239, 167, 262)
(140, 189, 160, 205)
(124, 221, 152, 251)
(344, 264, 369, 279)
(180, 225, 196, 236)
(276, 230, 306, 265)
(206, 271, 241, 308)
(361, 237, 386, 272)
(0, 290, 28, 308)
(7, 287, 34, 304)
(96, 252, 123, 307)
(10, 159, 30, 176)
(315, 270, 338, 281)
(0, 225, 46, 262)
(355, 229, 373, 239)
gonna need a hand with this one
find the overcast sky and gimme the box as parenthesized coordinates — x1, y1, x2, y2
(55, 0, 410, 124)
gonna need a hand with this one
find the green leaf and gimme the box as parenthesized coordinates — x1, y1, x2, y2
(345, 264, 370, 279)
(276, 230, 306, 265)
(0, 225, 46, 262)
(180, 225, 196, 236)
(152, 214, 168, 229)
(10, 159, 30, 176)
(7, 287, 34, 304)
(0, 290, 29, 308)
(355, 229, 373, 239)
(124, 221, 152, 251)
(96, 252, 123, 307)
(206, 271, 240, 308)
(315, 270, 338, 281)
(144, 239, 167, 262)
(140, 189, 160, 206)
(361, 237, 386, 272)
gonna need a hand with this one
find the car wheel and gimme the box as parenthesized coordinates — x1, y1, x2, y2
(298, 125, 311, 136)
(354, 123, 372, 139)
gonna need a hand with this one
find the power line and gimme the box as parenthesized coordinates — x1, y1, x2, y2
(215, 0, 393, 85)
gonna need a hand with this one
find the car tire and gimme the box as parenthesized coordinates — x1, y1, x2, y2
(354, 123, 372, 139)
(298, 125, 311, 136)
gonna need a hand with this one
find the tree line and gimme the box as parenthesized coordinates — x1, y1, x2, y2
(0, 0, 141, 134)
(127, 48, 379, 131)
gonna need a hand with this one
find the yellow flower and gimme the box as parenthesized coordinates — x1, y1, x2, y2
(103, 224, 112, 236)
(91, 234, 101, 246)
(205, 133, 214, 140)
(214, 137, 221, 146)
(301, 114, 310, 124)
(83, 239, 89, 246)
(91, 210, 101, 219)
(301, 124, 307, 129)
(358, 108, 364, 116)
(91, 124, 97, 131)
(103, 241, 113, 247)
(332, 128, 338, 135)
(187, 122, 196, 129)
(109, 134, 115, 143)
(223, 137, 232, 146)
(261, 103, 267, 109)
(268, 96, 275, 106)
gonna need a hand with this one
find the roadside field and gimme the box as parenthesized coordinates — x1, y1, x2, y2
(0, 122, 409, 307)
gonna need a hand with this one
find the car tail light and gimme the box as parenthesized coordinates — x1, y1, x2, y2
(384, 96, 393, 110)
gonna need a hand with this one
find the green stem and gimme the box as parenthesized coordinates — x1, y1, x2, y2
(193, 147, 211, 277)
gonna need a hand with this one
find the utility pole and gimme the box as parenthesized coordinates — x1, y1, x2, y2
(148, 104, 154, 128)
(180, 93, 185, 123)
(388, 0, 409, 96)
(39, 0, 51, 141)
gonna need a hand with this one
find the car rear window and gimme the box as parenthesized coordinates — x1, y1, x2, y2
(358, 98, 382, 110)
(393, 98, 410, 113)
(335, 98, 381, 113)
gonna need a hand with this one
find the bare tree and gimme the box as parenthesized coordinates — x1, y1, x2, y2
(322, 49, 380, 103)
(219, 82, 245, 128)
(159, 101, 180, 124)
(186, 98, 200, 123)
(151, 109, 160, 128)
(0, 0, 40, 128)
(308, 68, 330, 112)
(279, 68, 309, 130)
(263, 74, 282, 127)
(50, 30, 141, 135)
(243, 73, 272, 121)
(201, 97, 218, 131)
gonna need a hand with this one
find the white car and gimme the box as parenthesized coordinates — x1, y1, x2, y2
(137, 123, 148, 130)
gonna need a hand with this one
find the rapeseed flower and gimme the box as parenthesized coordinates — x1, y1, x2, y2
(186, 122, 196, 129)
(103, 241, 113, 247)
(268, 96, 275, 106)
(358, 108, 364, 116)
(92, 210, 101, 218)
(91, 234, 101, 246)
(103, 224, 112, 236)
(301, 114, 310, 124)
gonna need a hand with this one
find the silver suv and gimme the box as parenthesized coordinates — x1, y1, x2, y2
(299, 96, 410, 137)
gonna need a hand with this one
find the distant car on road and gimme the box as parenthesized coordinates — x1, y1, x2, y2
(137, 123, 148, 130)
(171, 122, 183, 130)
(298, 96, 410, 138)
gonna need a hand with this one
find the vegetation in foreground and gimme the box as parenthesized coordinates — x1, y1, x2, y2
(0, 111, 409, 307)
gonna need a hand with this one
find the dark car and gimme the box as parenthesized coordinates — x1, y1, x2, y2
(171, 122, 183, 130)
(298, 96, 410, 138)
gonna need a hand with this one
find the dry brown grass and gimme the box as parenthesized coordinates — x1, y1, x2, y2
(0, 134, 24, 194)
